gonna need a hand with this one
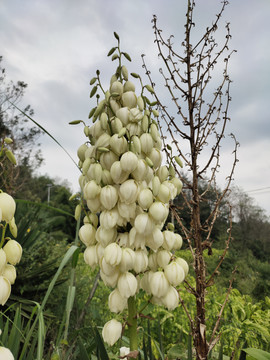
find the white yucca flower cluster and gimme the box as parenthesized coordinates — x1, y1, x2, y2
(75, 40, 188, 347)
(0, 192, 22, 306)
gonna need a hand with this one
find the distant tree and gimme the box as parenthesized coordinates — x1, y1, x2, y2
(143, 1, 238, 358)
(0, 56, 43, 196)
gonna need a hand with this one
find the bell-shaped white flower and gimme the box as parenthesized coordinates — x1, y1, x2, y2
(120, 152, 138, 173)
(0, 276, 11, 305)
(117, 201, 136, 221)
(122, 91, 137, 108)
(83, 180, 101, 200)
(96, 226, 117, 247)
(0, 346, 14, 360)
(175, 257, 189, 277)
(140, 271, 154, 295)
(157, 250, 172, 268)
(120, 347, 130, 359)
(100, 151, 119, 171)
(110, 81, 124, 96)
(149, 271, 170, 297)
(161, 285, 179, 310)
(128, 227, 145, 249)
(86, 196, 102, 213)
(0, 249, 7, 273)
(146, 227, 164, 251)
(2, 264, 16, 285)
(100, 269, 119, 288)
(164, 261, 185, 286)
(173, 233, 183, 250)
(157, 184, 171, 203)
(140, 133, 154, 154)
(109, 134, 128, 155)
(0, 193, 16, 222)
(129, 108, 143, 122)
(137, 188, 153, 210)
(133, 250, 148, 273)
(94, 133, 111, 149)
(119, 179, 138, 204)
(100, 208, 119, 229)
(3, 240, 22, 265)
(104, 243, 122, 267)
(84, 246, 98, 268)
(157, 166, 169, 182)
(108, 288, 127, 313)
(116, 107, 130, 126)
(148, 253, 158, 271)
(79, 224, 96, 246)
(100, 185, 118, 210)
(170, 177, 183, 195)
(110, 161, 129, 184)
(134, 213, 153, 235)
(149, 202, 169, 224)
(117, 271, 137, 298)
(119, 248, 135, 272)
(131, 159, 148, 181)
(163, 231, 176, 251)
(148, 148, 162, 169)
(102, 319, 122, 346)
(87, 163, 103, 184)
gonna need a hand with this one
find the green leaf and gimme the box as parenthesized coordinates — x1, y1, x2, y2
(167, 345, 184, 359)
(72, 247, 81, 268)
(78, 337, 91, 360)
(95, 327, 109, 360)
(243, 348, 270, 360)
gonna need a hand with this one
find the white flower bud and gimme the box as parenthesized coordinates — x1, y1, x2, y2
(150, 271, 170, 297)
(175, 257, 189, 277)
(163, 180, 177, 200)
(131, 159, 148, 181)
(110, 161, 129, 184)
(79, 224, 96, 246)
(119, 248, 135, 272)
(96, 243, 105, 261)
(164, 261, 185, 286)
(100, 208, 119, 229)
(111, 117, 123, 133)
(8, 217, 17, 238)
(126, 122, 141, 137)
(3, 240, 22, 265)
(140, 133, 154, 154)
(0, 346, 14, 360)
(0, 276, 11, 305)
(84, 246, 98, 268)
(87, 163, 103, 184)
(133, 250, 148, 273)
(151, 176, 161, 197)
(96, 226, 117, 247)
(137, 96, 144, 111)
(100, 185, 118, 210)
(161, 286, 179, 310)
(0, 193, 16, 223)
(163, 231, 176, 251)
(104, 243, 122, 266)
(157, 250, 172, 268)
(134, 213, 153, 236)
(100, 256, 117, 275)
(116, 107, 130, 126)
(108, 289, 127, 313)
(83, 180, 101, 200)
(102, 319, 122, 346)
(119, 179, 138, 204)
(117, 272, 138, 298)
(129, 227, 146, 249)
(120, 152, 138, 173)
(149, 202, 169, 223)
(122, 91, 137, 108)
(0, 249, 7, 273)
(140, 271, 154, 294)
(89, 120, 103, 139)
(109, 134, 128, 155)
(110, 99, 121, 114)
(117, 232, 130, 248)
(156, 166, 169, 182)
(137, 188, 153, 210)
(102, 169, 113, 185)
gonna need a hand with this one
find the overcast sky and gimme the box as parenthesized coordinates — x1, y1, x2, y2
(1, 0, 270, 216)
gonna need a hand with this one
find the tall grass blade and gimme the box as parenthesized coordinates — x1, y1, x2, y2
(94, 326, 109, 360)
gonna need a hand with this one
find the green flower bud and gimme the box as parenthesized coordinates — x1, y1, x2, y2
(5, 150, 17, 165)
(4, 137, 13, 144)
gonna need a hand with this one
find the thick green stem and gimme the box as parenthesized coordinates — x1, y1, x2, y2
(128, 296, 138, 355)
